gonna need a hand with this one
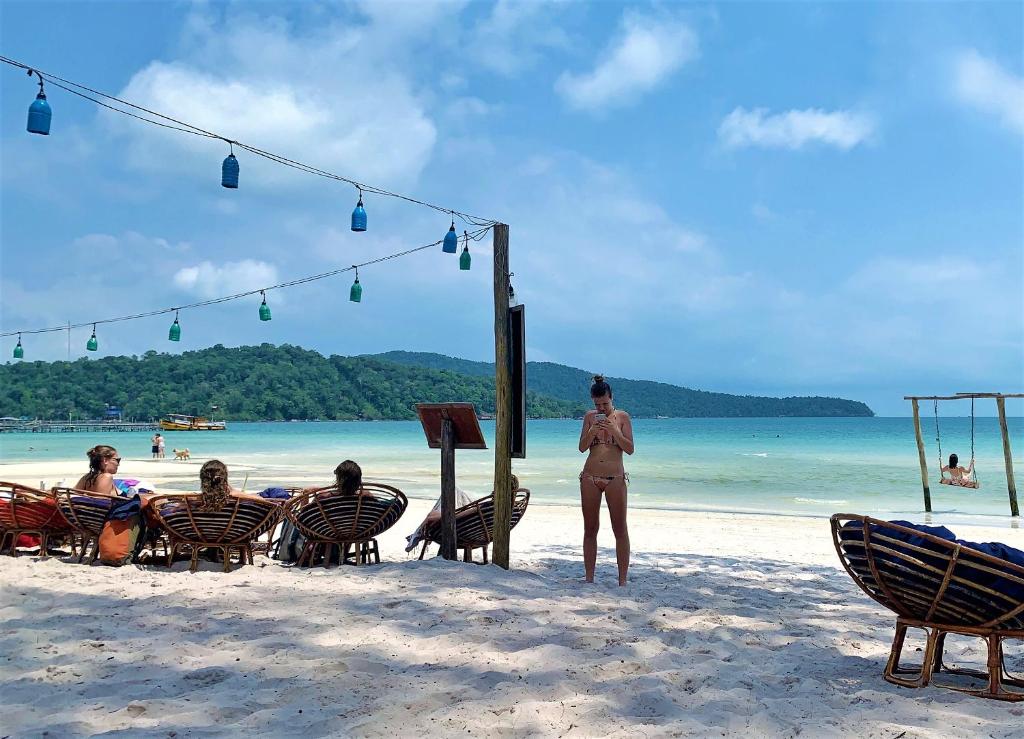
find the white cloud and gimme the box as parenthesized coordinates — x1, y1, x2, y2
(718, 107, 875, 150)
(73, 231, 189, 253)
(953, 49, 1024, 135)
(173, 260, 279, 300)
(556, 13, 698, 112)
(103, 11, 437, 188)
(470, 0, 571, 76)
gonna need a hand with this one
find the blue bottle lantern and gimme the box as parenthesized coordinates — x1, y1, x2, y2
(26, 70, 51, 136)
(86, 324, 98, 352)
(351, 188, 367, 232)
(222, 143, 239, 189)
(442, 214, 458, 254)
(259, 291, 272, 321)
(13, 334, 24, 359)
(349, 267, 362, 303)
(459, 230, 471, 271)
(168, 311, 181, 341)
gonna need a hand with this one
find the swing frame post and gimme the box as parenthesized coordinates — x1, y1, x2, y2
(911, 399, 932, 512)
(996, 396, 1019, 517)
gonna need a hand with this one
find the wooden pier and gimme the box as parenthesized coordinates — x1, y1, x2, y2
(0, 421, 158, 433)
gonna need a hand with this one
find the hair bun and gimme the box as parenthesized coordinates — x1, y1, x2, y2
(592, 374, 605, 384)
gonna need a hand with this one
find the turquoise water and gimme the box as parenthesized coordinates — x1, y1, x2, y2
(1, 417, 1021, 527)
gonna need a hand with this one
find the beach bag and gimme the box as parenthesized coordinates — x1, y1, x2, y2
(98, 495, 147, 566)
(273, 519, 305, 563)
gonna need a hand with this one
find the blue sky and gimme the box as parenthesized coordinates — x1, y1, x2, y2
(1, 1, 1021, 416)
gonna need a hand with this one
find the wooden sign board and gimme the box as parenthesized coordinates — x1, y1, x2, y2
(415, 403, 488, 450)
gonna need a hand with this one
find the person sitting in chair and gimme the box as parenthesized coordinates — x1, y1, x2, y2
(197, 460, 244, 511)
(75, 445, 121, 495)
(941, 453, 975, 487)
(404, 474, 519, 553)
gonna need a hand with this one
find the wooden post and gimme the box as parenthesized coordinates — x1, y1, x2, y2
(492, 223, 512, 569)
(912, 399, 932, 513)
(440, 416, 457, 559)
(996, 396, 1019, 517)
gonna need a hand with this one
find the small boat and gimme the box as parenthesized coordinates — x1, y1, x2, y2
(159, 414, 227, 431)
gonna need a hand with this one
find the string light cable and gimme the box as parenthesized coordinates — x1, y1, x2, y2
(0, 54, 499, 228)
(1, 225, 493, 339)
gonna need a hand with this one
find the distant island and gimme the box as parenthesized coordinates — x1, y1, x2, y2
(0, 344, 873, 421)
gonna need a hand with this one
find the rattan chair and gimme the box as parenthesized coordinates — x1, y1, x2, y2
(52, 487, 121, 564)
(418, 488, 531, 564)
(0, 482, 72, 557)
(831, 513, 1024, 701)
(285, 483, 408, 567)
(147, 493, 283, 572)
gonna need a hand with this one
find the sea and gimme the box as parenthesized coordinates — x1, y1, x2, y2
(2, 417, 1021, 530)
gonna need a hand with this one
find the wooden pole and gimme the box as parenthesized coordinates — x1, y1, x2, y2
(912, 399, 932, 513)
(440, 416, 457, 559)
(492, 223, 512, 569)
(996, 396, 1019, 517)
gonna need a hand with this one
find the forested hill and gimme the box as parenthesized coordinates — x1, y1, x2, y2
(368, 351, 875, 418)
(0, 344, 577, 421)
(0, 344, 873, 421)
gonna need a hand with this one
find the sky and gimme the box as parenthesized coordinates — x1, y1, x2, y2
(0, 0, 1021, 416)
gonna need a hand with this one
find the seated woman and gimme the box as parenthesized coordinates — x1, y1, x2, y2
(941, 453, 977, 488)
(74, 445, 121, 495)
(301, 460, 364, 497)
(197, 459, 244, 511)
(404, 475, 519, 553)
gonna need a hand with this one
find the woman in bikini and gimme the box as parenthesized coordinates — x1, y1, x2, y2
(941, 453, 976, 487)
(75, 445, 121, 495)
(578, 374, 634, 586)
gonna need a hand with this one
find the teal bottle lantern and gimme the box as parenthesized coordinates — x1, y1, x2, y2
(350, 267, 362, 303)
(86, 324, 98, 352)
(13, 334, 24, 359)
(222, 144, 239, 189)
(443, 217, 458, 254)
(259, 291, 272, 321)
(351, 189, 367, 232)
(26, 70, 51, 135)
(459, 230, 471, 270)
(168, 311, 181, 341)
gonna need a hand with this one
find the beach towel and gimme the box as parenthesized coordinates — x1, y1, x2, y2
(113, 478, 156, 497)
(98, 495, 147, 566)
(259, 487, 291, 500)
(405, 485, 474, 553)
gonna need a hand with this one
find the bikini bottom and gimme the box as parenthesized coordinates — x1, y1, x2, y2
(579, 471, 630, 492)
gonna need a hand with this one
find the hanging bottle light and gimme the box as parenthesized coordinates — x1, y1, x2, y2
(13, 333, 24, 359)
(259, 291, 272, 321)
(351, 187, 367, 232)
(86, 324, 98, 352)
(26, 70, 51, 136)
(442, 212, 458, 254)
(221, 142, 239, 189)
(459, 230, 471, 271)
(168, 311, 181, 341)
(508, 273, 518, 307)
(349, 267, 362, 303)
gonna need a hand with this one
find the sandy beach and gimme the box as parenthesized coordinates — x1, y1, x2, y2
(1, 459, 1021, 737)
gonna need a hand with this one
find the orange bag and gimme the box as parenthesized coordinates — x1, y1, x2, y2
(98, 496, 144, 566)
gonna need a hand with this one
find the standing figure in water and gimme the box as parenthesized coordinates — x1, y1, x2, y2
(578, 374, 635, 585)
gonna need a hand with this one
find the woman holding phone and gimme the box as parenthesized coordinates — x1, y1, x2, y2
(578, 374, 634, 585)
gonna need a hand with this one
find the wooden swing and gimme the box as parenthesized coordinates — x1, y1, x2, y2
(934, 398, 980, 489)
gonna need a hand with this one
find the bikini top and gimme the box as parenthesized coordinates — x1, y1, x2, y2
(589, 415, 619, 448)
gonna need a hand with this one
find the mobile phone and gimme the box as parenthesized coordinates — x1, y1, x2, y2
(594, 413, 607, 422)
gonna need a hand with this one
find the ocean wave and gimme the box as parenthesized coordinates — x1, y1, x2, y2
(794, 497, 848, 505)
(738, 452, 769, 458)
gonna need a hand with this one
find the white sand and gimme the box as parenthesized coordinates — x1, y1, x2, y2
(1, 462, 1022, 737)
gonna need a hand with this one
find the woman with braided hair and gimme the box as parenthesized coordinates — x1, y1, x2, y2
(198, 459, 242, 511)
(74, 445, 121, 495)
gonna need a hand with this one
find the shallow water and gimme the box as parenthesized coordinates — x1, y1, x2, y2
(2, 417, 1021, 528)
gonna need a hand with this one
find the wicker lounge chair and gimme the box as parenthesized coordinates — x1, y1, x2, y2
(831, 513, 1024, 701)
(147, 493, 283, 572)
(0, 482, 72, 557)
(51, 487, 122, 564)
(418, 488, 531, 564)
(285, 483, 408, 567)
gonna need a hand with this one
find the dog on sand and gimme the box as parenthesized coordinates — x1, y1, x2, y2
(173, 448, 191, 461)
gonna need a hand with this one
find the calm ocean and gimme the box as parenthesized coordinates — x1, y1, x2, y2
(2, 417, 1021, 528)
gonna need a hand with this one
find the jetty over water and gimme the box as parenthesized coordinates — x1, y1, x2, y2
(0, 420, 157, 433)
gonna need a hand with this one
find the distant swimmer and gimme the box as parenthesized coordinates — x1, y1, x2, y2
(578, 374, 634, 586)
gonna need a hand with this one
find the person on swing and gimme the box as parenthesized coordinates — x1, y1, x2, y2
(941, 453, 975, 487)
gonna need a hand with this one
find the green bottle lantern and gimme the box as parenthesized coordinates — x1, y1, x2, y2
(459, 230, 471, 270)
(259, 291, 272, 321)
(350, 267, 362, 303)
(86, 324, 98, 352)
(13, 334, 24, 359)
(168, 311, 181, 341)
